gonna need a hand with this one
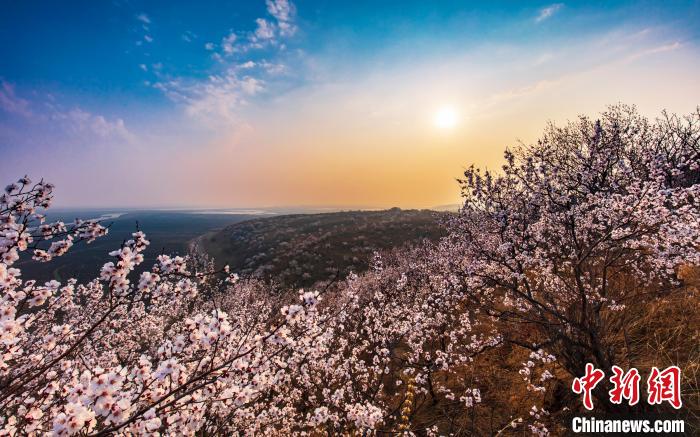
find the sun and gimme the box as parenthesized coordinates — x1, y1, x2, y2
(433, 106, 459, 129)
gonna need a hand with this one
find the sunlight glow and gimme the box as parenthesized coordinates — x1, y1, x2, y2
(433, 106, 459, 129)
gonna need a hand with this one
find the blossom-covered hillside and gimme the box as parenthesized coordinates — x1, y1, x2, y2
(198, 209, 445, 288)
(1, 106, 698, 435)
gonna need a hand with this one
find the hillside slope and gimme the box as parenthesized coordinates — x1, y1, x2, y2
(198, 208, 446, 288)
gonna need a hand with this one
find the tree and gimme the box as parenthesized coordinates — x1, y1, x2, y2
(448, 105, 699, 415)
(0, 178, 390, 434)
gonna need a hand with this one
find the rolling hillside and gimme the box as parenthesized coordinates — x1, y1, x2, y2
(197, 208, 447, 288)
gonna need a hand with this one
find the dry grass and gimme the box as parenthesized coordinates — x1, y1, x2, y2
(373, 266, 700, 435)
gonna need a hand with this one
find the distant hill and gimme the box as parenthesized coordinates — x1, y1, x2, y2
(15, 210, 259, 284)
(197, 209, 447, 288)
(431, 203, 461, 212)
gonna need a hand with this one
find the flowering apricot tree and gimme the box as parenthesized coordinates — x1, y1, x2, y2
(448, 105, 699, 417)
(0, 179, 384, 434)
(0, 177, 473, 435)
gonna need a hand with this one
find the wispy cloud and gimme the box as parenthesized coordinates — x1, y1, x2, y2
(52, 108, 132, 141)
(153, 70, 265, 124)
(536, 3, 563, 23)
(182, 30, 196, 43)
(623, 40, 682, 62)
(221, 32, 237, 55)
(204, 0, 297, 58)
(134, 13, 154, 46)
(0, 81, 32, 117)
(260, 60, 287, 75)
(136, 13, 151, 25)
(1, 81, 133, 146)
(155, 0, 298, 123)
(485, 33, 686, 109)
(488, 80, 558, 104)
(253, 18, 275, 41)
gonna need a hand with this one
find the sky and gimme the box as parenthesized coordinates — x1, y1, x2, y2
(1, 0, 699, 208)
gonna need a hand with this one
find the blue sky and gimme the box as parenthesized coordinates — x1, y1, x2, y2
(1, 1, 699, 207)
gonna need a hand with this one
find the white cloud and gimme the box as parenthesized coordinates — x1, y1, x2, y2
(488, 79, 558, 104)
(206, 0, 297, 59)
(0, 81, 32, 117)
(136, 13, 151, 24)
(151, 0, 298, 124)
(485, 34, 686, 107)
(266, 0, 293, 22)
(533, 52, 554, 66)
(260, 60, 287, 75)
(536, 3, 563, 23)
(139, 64, 148, 72)
(154, 69, 265, 124)
(623, 41, 682, 62)
(53, 108, 132, 141)
(134, 13, 153, 46)
(266, 0, 296, 37)
(240, 77, 264, 95)
(0, 81, 135, 174)
(254, 19, 275, 41)
(222, 32, 237, 54)
(182, 31, 196, 42)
